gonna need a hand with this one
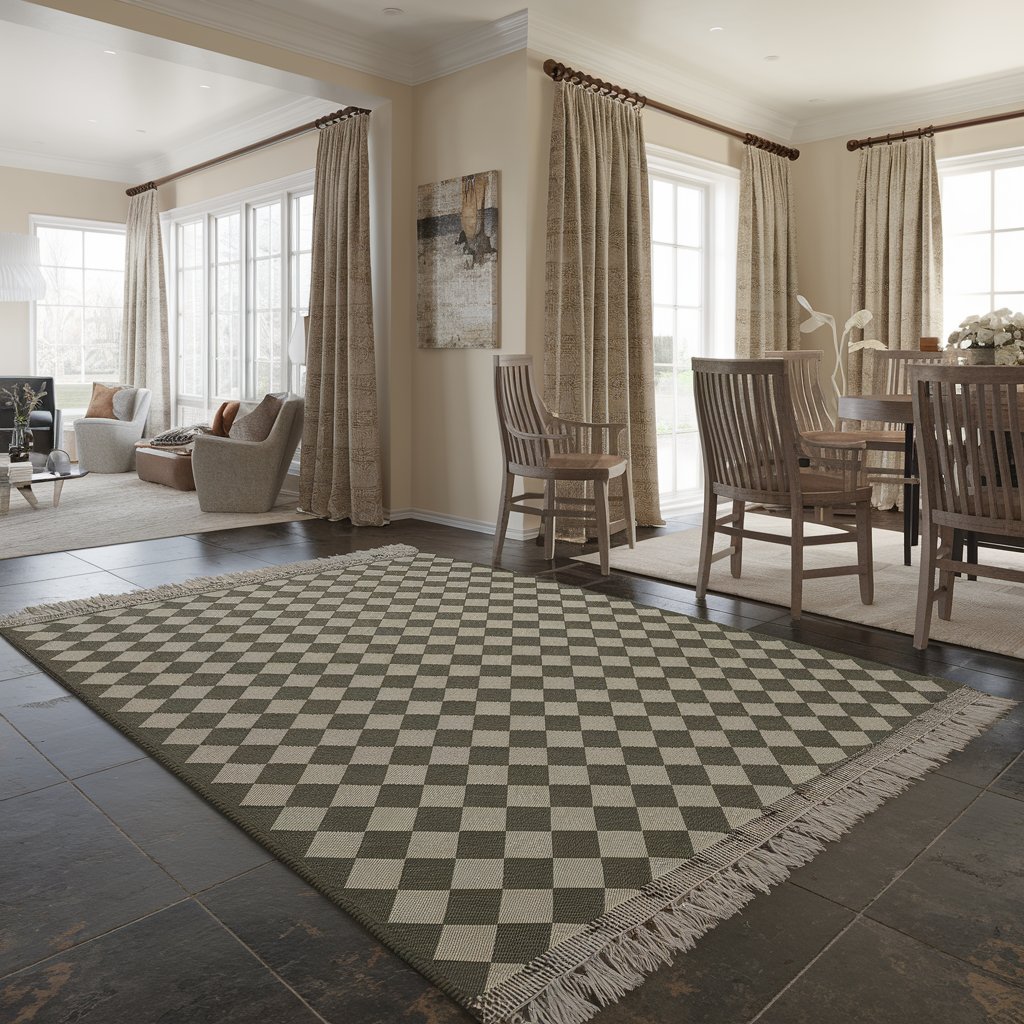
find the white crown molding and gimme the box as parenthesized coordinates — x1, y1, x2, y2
(793, 68, 1024, 144)
(0, 145, 133, 183)
(527, 8, 798, 144)
(132, 95, 329, 182)
(121, 0, 527, 86)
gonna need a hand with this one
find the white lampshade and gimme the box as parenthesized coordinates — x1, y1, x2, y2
(0, 233, 46, 302)
(288, 314, 309, 365)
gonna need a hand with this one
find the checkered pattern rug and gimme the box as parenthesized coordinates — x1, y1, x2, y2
(0, 546, 1009, 1024)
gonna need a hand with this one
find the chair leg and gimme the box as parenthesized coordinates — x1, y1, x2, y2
(914, 520, 939, 650)
(730, 500, 745, 578)
(855, 499, 874, 605)
(621, 467, 637, 549)
(595, 478, 611, 576)
(790, 505, 805, 621)
(937, 525, 956, 621)
(491, 472, 514, 565)
(543, 479, 556, 561)
(696, 486, 717, 601)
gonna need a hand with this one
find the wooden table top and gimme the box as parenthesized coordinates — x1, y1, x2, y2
(838, 394, 913, 423)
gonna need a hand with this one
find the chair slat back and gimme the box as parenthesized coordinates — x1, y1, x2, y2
(493, 355, 554, 471)
(873, 350, 950, 395)
(693, 358, 798, 498)
(911, 365, 1024, 525)
(763, 350, 834, 431)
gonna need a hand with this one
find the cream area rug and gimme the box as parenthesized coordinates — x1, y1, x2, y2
(576, 514, 1024, 658)
(2, 472, 309, 560)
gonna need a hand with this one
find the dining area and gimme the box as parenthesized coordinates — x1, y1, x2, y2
(690, 348, 1024, 650)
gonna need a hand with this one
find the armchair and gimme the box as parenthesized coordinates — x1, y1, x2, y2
(74, 388, 152, 473)
(192, 397, 303, 512)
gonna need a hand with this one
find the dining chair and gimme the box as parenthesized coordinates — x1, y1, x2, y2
(693, 358, 874, 620)
(492, 355, 636, 575)
(910, 364, 1024, 649)
(872, 349, 951, 398)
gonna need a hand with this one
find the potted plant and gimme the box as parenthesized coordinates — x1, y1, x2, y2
(948, 309, 1024, 365)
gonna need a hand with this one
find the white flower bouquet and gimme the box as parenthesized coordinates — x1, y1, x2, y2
(948, 309, 1024, 366)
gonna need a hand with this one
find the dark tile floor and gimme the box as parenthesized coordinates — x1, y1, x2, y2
(1, 515, 1022, 1024)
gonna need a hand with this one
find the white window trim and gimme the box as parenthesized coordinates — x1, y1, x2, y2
(28, 214, 126, 380)
(646, 145, 739, 515)
(938, 144, 1024, 338)
(163, 169, 315, 424)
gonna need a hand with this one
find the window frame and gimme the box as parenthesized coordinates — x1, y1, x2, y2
(938, 145, 1024, 340)
(28, 214, 127, 413)
(163, 170, 314, 426)
(646, 146, 739, 512)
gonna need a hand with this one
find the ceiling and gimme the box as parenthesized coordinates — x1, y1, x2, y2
(1, 0, 1022, 182)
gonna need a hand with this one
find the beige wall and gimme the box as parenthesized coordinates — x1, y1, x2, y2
(0, 164, 130, 375)
(409, 51, 530, 528)
(794, 113, 1024, 390)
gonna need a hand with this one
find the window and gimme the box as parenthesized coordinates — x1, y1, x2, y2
(32, 219, 125, 417)
(165, 173, 314, 426)
(648, 149, 738, 510)
(939, 148, 1024, 340)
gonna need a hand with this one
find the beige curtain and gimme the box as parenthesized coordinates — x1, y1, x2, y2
(544, 81, 663, 532)
(120, 189, 170, 433)
(299, 114, 385, 524)
(735, 147, 800, 357)
(849, 136, 943, 507)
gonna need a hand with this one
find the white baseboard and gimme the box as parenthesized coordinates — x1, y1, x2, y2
(387, 507, 540, 542)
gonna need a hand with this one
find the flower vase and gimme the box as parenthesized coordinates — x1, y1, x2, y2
(7, 422, 31, 463)
(958, 348, 996, 366)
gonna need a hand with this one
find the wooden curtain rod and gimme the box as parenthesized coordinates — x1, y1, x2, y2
(125, 105, 371, 196)
(543, 58, 800, 161)
(847, 106, 1024, 151)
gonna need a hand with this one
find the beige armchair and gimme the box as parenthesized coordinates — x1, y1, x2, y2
(191, 397, 303, 513)
(74, 388, 152, 473)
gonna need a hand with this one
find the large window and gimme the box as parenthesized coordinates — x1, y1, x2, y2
(32, 219, 125, 416)
(166, 173, 314, 426)
(648, 149, 738, 509)
(940, 148, 1024, 340)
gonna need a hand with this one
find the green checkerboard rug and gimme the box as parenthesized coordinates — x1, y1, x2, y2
(0, 545, 1013, 1024)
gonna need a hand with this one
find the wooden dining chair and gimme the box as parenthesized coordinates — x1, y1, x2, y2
(492, 355, 636, 575)
(873, 349, 951, 398)
(911, 364, 1024, 649)
(693, 358, 874, 620)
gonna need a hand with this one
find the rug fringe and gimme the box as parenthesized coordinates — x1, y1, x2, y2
(0, 544, 420, 629)
(478, 691, 1016, 1024)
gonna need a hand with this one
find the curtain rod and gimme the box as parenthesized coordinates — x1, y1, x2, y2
(847, 106, 1024, 151)
(125, 105, 371, 196)
(543, 59, 800, 161)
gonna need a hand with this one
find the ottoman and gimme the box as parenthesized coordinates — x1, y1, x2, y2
(135, 443, 196, 491)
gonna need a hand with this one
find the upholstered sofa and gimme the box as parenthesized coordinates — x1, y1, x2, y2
(0, 375, 62, 463)
(74, 388, 152, 473)
(192, 397, 303, 512)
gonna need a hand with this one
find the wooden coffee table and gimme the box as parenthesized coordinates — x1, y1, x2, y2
(0, 462, 89, 514)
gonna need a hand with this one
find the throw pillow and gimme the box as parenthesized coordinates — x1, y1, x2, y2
(229, 393, 287, 443)
(85, 382, 137, 421)
(211, 401, 241, 437)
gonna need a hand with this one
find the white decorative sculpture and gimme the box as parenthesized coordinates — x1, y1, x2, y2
(797, 295, 885, 404)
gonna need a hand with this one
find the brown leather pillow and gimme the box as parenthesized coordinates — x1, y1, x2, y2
(210, 401, 241, 437)
(85, 382, 135, 420)
(229, 393, 286, 442)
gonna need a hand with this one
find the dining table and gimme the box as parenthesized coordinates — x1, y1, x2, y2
(837, 393, 919, 566)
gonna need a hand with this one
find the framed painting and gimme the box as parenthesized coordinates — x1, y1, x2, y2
(416, 170, 499, 349)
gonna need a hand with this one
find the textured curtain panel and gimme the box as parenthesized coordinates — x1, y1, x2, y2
(735, 147, 800, 358)
(299, 115, 385, 525)
(849, 137, 943, 508)
(544, 81, 663, 534)
(120, 190, 170, 433)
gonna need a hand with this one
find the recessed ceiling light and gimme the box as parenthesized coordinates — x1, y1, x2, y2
(763, 54, 780, 61)
(382, 7, 404, 14)
(103, 49, 117, 55)
(199, 84, 211, 89)
(136, 128, 147, 134)
(709, 26, 724, 32)
(87, 118, 98, 124)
